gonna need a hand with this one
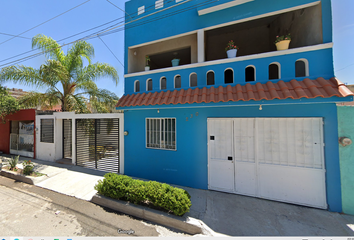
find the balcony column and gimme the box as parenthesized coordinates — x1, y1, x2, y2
(197, 29, 205, 63)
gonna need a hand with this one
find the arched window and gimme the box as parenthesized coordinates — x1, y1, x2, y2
(174, 75, 181, 88)
(295, 59, 309, 77)
(160, 77, 167, 90)
(269, 63, 280, 80)
(146, 79, 152, 91)
(207, 71, 215, 85)
(245, 66, 255, 82)
(134, 80, 140, 92)
(224, 69, 233, 84)
(190, 73, 197, 87)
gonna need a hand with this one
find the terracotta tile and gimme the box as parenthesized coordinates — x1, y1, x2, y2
(116, 78, 354, 108)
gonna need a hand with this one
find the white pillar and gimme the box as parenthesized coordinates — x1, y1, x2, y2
(119, 113, 125, 174)
(197, 29, 205, 63)
(71, 118, 76, 165)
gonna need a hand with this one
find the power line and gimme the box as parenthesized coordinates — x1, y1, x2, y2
(0, 32, 31, 40)
(0, 0, 168, 64)
(98, 36, 124, 67)
(0, 0, 91, 46)
(0, 0, 218, 68)
(335, 63, 354, 73)
(106, 0, 133, 20)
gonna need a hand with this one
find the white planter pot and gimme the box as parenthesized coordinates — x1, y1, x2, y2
(145, 66, 150, 71)
(276, 40, 291, 51)
(227, 49, 237, 58)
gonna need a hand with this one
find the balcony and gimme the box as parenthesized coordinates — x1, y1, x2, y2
(125, 1, 332, 95)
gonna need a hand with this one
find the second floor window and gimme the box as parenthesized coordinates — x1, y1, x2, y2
(160, 77, 167, 90)
(190, 73, 198, 87)
(245, 66, 255, 82)
(134, 80, 140, 92)
(175, 75, 181, 88)
(269, 63, 280, 80)
(295, 59, 308, 77)
(207, 71, 215, 85)
(224, 69, 234, 84)
(147, 79, 152, 91)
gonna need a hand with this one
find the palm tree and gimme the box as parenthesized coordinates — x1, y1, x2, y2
(0, 34, 119, 113)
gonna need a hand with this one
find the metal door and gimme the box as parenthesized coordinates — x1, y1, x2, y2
(63, 119, 72, 159)
(208, 118, 326, 209)
(76, 119, 119, 173)
(208, 119, 234, 192)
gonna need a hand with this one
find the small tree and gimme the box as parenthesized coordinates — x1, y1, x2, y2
(0, 86, 21, 123)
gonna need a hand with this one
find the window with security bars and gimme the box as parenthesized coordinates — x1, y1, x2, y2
(40, 119, 54, 143)
(146, 118, 176, 150)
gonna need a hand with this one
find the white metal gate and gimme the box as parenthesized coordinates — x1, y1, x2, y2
(208, 118, 327, 209)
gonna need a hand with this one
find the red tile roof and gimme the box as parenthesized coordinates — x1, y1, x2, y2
(116, 77, 354, 108)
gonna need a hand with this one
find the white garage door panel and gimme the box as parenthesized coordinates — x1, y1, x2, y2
(235, 161, 257, 196)
(258, 164, 327, 208)
(209, 160, 235, 191)
(208, 117, 326, 209)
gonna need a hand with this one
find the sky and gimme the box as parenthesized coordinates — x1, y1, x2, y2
(0, 0, 353, 98)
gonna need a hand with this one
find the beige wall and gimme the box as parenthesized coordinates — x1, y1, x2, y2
(128, 34, 197, 73)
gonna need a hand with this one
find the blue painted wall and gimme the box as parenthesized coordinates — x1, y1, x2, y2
(125, 48, 334, 95)
(123, 102, 342, 212)
(124, 0, 333, 74)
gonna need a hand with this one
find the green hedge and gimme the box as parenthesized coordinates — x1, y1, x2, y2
(94, 173, 192, 216)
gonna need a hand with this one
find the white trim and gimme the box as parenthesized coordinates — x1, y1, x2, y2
(160, 76, 167, 90)
(269, 62, 281, 79)
(174, 74, 181, 88)
(245, 65, 256, 82)
(119, 116, 125, 174)
(125, 43, 332, 78)
(224, 68, 234, 84)
(198, 0, 254, 16)
(134, 80, 140, 92)
(204, 1, 321, 31)
(296, 58, 310, 77)
(189, 72, 198, 87)
(146, 78, 152, 91)
(206, 70, 215, 85)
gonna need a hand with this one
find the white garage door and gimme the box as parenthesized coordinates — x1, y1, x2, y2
(208, 118, 327, 209)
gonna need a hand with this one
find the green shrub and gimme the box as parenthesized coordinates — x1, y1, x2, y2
(94, 173, 192, 216)
(22, 160, 34, 175)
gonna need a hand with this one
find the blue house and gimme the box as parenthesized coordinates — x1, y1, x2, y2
(117, 0, 353, 212)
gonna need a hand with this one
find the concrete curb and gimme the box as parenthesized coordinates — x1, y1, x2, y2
(0, 169, 48, 185)
(91, 194, 203, 235)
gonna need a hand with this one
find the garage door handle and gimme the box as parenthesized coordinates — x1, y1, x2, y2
(228, 156, 233, 161)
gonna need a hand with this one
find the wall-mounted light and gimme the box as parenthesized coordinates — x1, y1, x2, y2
(157, 109, 160, 113)
(124, 131, 129, 136)
(339, 137, 352, 147)
(259, 105, 262, 111)
(134, 51, 137, 55)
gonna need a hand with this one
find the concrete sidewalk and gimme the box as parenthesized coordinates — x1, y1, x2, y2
(1, 154, 354, 236)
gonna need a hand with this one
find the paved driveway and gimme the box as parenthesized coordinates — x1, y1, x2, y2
(183, 187, 354, 236)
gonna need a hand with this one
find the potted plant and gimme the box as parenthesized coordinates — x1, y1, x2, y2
(145, 55, 150, 71)
(225, 40, 239, 58)
(171, 58, 180, 67)
(275, 33, 291, 51)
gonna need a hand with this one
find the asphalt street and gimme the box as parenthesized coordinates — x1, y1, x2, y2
(0, 176, 188, 237)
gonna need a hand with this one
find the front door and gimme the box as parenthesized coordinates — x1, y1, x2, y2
(63, 119, 72, 159)
(208, 119, 234, 192)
